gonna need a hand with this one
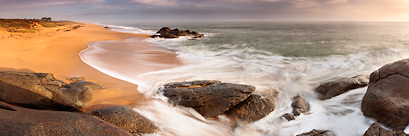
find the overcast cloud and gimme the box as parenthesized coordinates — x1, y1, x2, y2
(0, 0, 408, 22)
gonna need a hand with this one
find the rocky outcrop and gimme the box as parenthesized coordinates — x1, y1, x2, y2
(91, 105, 158, 135)
(0, 72, 94, 109)
(316, 74, 369, 100)
(281, 113, 295, 121)
(363, 123, 409, 136)
(224, 94, 275, 122)
(361, 58, 409, 130)
(296, 129, 335, 136)
(151, 27, 203, 39)
(0, 102, 133, 136)
(160, 80, 255, 118)
(292, 95, 310, 116)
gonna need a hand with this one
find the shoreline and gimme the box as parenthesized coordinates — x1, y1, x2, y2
(0, 23, 181, 112)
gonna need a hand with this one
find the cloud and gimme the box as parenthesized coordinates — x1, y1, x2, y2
(1, 0, 409, 21)
(130, 0, 179, 7)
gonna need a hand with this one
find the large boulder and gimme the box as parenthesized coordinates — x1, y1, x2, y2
(316, 74, 369, 100)
(0, 72, 94, 109)
(362, 59, 409, 130)
(91, 105, 158, 135)
(292, 95, 310, 116)
(0, 102, 132, 136)
(160, 80, 255, 118)
(224, 94, 275, 122)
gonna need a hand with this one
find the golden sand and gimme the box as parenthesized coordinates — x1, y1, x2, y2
(0, 23, 180, 111)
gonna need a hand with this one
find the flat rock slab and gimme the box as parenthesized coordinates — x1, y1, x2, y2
(0, 102, 132, 136)
(160, 80, 255, 118)
(362, 58, 409, 130)
(224, 94, 275, 122)
(91, 105, 158, 135)
(316, 74, 369, 100)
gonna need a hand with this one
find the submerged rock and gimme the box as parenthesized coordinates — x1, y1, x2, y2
(292, 95, 309, 116)
(296, 129, 335, 136)
(0, 102, 132, 136)
(0, 72, 94, 110)
(224, 94, 275, 122)
(91, 105, 158, 135)
(160, 80, 255, 118)
(316, 74, 369, 100)
(281, 113, 295, 121)
(362, 58, 409, 130)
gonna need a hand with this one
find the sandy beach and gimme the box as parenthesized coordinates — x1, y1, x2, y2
(0, 22, 180, 111)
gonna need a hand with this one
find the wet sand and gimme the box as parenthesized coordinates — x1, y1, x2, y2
(0, 23, 181, 111)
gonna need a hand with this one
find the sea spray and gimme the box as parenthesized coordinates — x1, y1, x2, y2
(82, 22, 409, 136)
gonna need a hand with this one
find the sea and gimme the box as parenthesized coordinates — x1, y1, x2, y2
(81, 21, 409, 136)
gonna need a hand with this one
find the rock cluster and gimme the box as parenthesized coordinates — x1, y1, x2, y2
(0, 71, 158, 135)
(160, 80, 275, 122)
(362, 58, 409, 130)
(280, 95, 309, 122)
(0, 72, 93, 109)
(150, 27, 204, 39)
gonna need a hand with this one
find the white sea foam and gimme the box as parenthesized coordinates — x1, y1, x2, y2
(94, 23, 156, 35)
(81, 23, 409, 136)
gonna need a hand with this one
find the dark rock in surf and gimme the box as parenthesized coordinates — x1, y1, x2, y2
(296, 129, 335, 136)
(156, 27, 172, 35)
(91, 105, 158, 135)
(161, 33, 179, 38)
(224, 94, 275, 122)
(316, 74, 369, 100)
(151, 27, 203, 39)
(281, 113, 295, 121)
(160, 80, 255, 118)
(0, 71, 94, 110)
(193, 34, 205, 38)
(362, 58, 409, 130)
(292, 95, 309, 116)
(0, 102, 133, 136)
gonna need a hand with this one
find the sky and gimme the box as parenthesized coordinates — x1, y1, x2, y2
(0, 0, 409, 23)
